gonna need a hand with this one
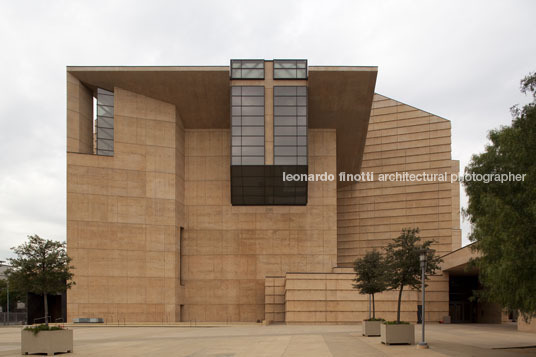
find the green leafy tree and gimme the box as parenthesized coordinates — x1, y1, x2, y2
(463, 72, 536, 320)
(6, 235, 74, 325)
(384, 228, 442, 323)
(0, 279, 25, 312)
(353, 250, 388, 319)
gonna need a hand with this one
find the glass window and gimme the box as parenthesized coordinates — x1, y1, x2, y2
(230, 60, 265, 79)
(242, 106, 264, 116)
(97, 116, 113, 129)
(96, 88, 114, 156)
(274, 107, 296, 116)
(232, 96, 241, 106)
(242, 126, 264, 136)
(98, 94, 114, 106)
(98, 127, 114, 140)
(242, 146, 264, 156)
(97, 105, 113, 117)
(275, 146, 297, 156)
(275, 156, 297, 165)
(241, 96, 264, 106)
(274, 97, 297, 106)
(242, 86, 264, 96)
(97, 138, 113, 151)
(242, 116, 264, 126)
(275, 126, 297, 136)
(275, 136, 297, 146)
(232, 116, 241, 126)
(273, 86, 307, 165)
(231, 86, 264, 165)
(274, 86, 297, 96)
(273, 60, 308, 79)
(241, 156, 264, 165)
(274, 117, 296, 126)
(241, 136, 264, 146)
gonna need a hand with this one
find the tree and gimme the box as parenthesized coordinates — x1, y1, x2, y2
(353, 250, 388, 319)
(384, 228, 442, 323)
(0, 279, 25, 312)
(463, 72, 536, 320)
(6, 235, 74, 325)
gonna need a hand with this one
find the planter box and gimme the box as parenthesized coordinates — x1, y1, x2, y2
(21, 329, 73, 356)
(380, 323, 415, 345)
(362, 320, 382, 336)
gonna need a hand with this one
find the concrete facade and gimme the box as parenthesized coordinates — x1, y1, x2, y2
(66, 62, 461, 323)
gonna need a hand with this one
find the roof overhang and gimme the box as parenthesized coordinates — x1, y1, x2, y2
(67, 65, 377, 179)
(441, 243, 480, 276)
(308, 66, 377, 179)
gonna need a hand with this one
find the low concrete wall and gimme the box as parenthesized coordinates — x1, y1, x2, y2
(281, 269, 448, 324)
(518, 318, 536, 333)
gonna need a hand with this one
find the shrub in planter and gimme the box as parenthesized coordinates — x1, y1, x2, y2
(353, 250, 388, 336)
(21, 324, 73, 355)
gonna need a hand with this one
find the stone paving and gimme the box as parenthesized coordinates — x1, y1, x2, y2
(0, 323, 534, 356)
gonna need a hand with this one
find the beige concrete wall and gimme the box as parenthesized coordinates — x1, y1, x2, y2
(284, 269, 447, 323)
(182, 128, 337, 322)
(67, 73, 93, 154)
(67, 82, 459, 324)
(331, 93, 459, 322)
(67, 87, 183, 323)
(337, 94, 460, 266)
(518, 318, 536, 333)
(476, 302, 504, 324)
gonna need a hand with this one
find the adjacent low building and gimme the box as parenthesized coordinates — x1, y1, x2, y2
(66, 59, 463, 323)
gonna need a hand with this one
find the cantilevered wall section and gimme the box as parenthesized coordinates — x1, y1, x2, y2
(337, 93, 461, 266)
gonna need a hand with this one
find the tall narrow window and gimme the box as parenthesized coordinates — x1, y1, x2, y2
(273, 86, 308, 165)
(179, 226, 184, 286)
(95, 88, 114, 156)
(231, 86, 265, 165)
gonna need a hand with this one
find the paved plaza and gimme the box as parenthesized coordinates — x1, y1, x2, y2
(0, 323, 534, 356)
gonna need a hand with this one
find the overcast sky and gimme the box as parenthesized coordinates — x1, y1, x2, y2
(0, 0, 535, 260)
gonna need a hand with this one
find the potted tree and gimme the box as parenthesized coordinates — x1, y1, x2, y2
(353, 250, 388, 336)
(381, 228, 441, 345)
(6, 235, 75, 356)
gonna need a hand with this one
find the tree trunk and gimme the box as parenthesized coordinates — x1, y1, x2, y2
(397, 285, 404, 323)
(43, 292, 48, 326)
(372, 293, 376, 319)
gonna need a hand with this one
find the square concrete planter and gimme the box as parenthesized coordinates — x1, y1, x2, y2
(380, 323, 415, 345)
(21, 329, 73, 356)
(362, 320, 382, 336)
